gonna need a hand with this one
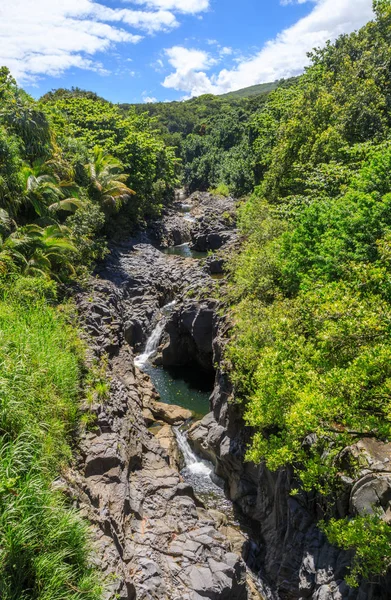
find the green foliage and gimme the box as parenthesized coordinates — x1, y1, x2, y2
(41, 92, 179, 222)
(322, 515, 391, 587)
(0, 294, 102, 599)
(210, 183, 230, 197)
(226, 4, 391, 585)
(128, 86, 292, 197)
(11, 275, 58, 305)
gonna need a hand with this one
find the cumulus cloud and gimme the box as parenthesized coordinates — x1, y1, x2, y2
(0, 0, 207, 82)
(128, 0, 209, 14)
(162, 46, 217, 95)
(162, 0, 374, 97)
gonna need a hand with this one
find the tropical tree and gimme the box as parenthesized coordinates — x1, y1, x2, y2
(1, 224, 76, 280)
(86, 146, 135, 214)
(21, 162, 82, 219)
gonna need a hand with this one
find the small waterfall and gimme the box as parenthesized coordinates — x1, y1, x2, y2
(174, 427, 212, 476)
(134, 301, 176, 369)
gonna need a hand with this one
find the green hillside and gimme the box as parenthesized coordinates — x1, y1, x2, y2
(219, 79, 280, 98)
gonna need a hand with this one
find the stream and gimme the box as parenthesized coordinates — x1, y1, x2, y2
(131, 196, 269, 598)
(160, 242, 206, 260)
(135, 301, 238, 517)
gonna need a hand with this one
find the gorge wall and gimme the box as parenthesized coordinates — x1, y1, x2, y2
(70, 192, 391, 599)
(67, 200, 248, 599)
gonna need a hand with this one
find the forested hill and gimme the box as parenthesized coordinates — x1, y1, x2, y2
(122, 77, 297, 197)
(225, 0, 391, 586)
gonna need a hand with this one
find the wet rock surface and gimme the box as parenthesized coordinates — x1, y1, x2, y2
(188, 192, 237, 253)
(68, 194, 246, 599)
(188, 323, 391, 600)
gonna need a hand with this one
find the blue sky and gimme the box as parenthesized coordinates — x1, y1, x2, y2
(0, 0, 374, 104)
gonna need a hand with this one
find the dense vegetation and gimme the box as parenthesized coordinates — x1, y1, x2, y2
(1, 0, 391, 592)
(128, 79, 296, 197)
(0, 290, 102, 599)
(0, 69, 178, 598)
(224, 0, 391, 586)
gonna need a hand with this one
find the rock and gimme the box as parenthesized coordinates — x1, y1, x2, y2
(188, 413, 224, 466)
(150, 401, 193, 425)
(153, 423, 182, 470)
(350, 473, 391, 520)
(187, 192, 237, 254)
(161, 300, 218, 372)
(71, 227, 247, 599)
(142, 407, 155, 425)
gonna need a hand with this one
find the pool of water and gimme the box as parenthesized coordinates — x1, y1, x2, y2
(141, 362, 212, 418)
(160, 243, 207, 260)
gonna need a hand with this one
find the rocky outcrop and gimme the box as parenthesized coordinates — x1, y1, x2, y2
(69, 239, 247, 599)
(161, 300, 218, 372)
(150, 401, 193, 425)
(153, 424, 182, 471)
(94, 243, 216, 353)
(187, 321, 391, 600)
(149, 208, 192, 248)
(188, 192, 237, 253)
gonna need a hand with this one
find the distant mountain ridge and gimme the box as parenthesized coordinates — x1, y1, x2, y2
(219, 77, 298, 99)
(219, 80, 280, 98)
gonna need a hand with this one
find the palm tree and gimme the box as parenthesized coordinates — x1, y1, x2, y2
(86, 146, 135, 214)
(0, 224, 76, 280)
(22, 162, 82, 219)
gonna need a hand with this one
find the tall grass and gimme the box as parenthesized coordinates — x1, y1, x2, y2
(0, 292, 102, 599)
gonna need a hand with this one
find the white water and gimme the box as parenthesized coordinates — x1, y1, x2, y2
(174, 427, 213, 476)
(134, 301, 176, 369)
(180, 202, 196, 223)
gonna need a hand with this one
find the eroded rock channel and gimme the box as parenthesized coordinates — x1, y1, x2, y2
(69, 190, 391, 600)
(68, 192, 260, 600)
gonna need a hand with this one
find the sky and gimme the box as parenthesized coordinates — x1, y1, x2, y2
(0, 0, 375, 104)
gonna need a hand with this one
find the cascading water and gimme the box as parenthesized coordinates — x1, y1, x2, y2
(181, 204, 196, 223)
(174, 426, 213, 477)
(134, 301, 176, 369)
(174, 425, 236, 517)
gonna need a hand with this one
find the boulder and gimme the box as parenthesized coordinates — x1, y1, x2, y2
(153, 423, 182, 470)
(150, 401, 193, 425)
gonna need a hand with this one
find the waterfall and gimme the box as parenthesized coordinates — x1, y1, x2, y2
(134, 301, 176, 369)
(174, 427, 213, 476)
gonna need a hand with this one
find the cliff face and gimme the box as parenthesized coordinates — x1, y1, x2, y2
(186, 315, 391, 600)
(66, 239, 248, 600)
(68, 190, 391, 600)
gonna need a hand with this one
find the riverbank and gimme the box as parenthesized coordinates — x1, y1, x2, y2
(67, 191, 256, 599)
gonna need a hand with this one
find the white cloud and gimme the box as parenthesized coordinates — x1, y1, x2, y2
(0, 0, 187, 82)
(162, 0, 374, 97)
(143, 95, 158, 102)
(219, 47, 233, 57)
(162, 46, 217, 95)
(165, 46, 213, 71)
(92, 5, 178, 34)
(280, 0, 314, 5)
(127, 0, 209, 14)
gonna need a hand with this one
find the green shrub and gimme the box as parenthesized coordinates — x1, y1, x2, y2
(209, 183, 230, 197)
(322, 515, 391, 587)
(11, 276, 58, 305)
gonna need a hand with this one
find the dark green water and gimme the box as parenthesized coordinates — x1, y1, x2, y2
(160, 243, 207, 260)
(142, 362, 213, 418)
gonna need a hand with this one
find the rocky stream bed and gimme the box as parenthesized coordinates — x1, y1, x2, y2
(68, 191, 391, 600)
